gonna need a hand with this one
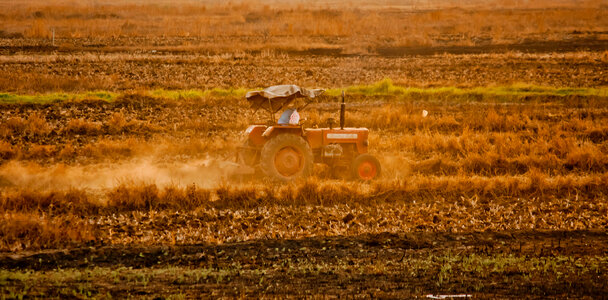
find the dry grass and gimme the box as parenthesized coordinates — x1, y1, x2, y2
(1, 174, 607, 214)
(0, 114, 51, 138)
(80, 138, 137, 160)
(107, 183, 211, 211)
(0, 189, 97, 214)
(0, 1, 605, 55)
(0, 212, 97, 251)
(64, 118, 102, 135)
(0, 176, 606, 250)
(0, 141, 16, 160)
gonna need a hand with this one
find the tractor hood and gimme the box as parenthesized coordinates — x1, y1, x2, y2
(246, 85, 325, 113)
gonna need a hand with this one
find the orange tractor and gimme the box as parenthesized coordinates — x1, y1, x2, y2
(237, 85, 381, 182)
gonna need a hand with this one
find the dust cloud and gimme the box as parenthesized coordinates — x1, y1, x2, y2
(0, 158, 246, 191)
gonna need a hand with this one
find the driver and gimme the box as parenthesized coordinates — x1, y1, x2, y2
(278, 106, 300, 125)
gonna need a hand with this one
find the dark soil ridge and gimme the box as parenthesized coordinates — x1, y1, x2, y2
(1, 230, 606, 271)
(1, 37, 606, 57)
(376, 37, 608, 56)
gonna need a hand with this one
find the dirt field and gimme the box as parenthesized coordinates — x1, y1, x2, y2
(1, 0, 607, 298)
(2, 231, 607, 298)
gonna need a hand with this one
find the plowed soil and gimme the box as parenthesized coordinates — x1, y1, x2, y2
(2, 231, 607, 298)
(1, 37, 607, 93)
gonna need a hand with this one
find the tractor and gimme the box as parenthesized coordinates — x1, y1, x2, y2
(237, 85, 381, 182)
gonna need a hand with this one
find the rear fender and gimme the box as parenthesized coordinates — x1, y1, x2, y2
(246, 125, 267, 147)
(262, 125, 303, 139)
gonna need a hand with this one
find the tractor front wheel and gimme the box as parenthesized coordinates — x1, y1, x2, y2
(351, 154, 381, 181)
(260, 134, 313, 182)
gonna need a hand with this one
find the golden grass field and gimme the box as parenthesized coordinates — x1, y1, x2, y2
(0, 0, 607, 298)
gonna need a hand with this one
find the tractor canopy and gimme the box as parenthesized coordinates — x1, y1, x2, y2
(246, 85, 325, 113)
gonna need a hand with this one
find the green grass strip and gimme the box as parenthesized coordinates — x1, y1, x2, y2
(148, 87, 249, 100)
(0, 91, 119, 104)
(325, 78, 608, 98)
(0, 79, 606, 104)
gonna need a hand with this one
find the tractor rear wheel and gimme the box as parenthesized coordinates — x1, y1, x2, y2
(351, 154, 381, 181)
(260, 134, 313, 182)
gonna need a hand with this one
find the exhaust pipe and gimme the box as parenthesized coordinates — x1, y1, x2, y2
(340, 90, 345, 130)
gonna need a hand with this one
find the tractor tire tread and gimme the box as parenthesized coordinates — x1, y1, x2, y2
(351, 153, 381, 180)
(260, 133, 313, 182)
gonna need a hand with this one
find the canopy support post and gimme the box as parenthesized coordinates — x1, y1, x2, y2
(267, 98, 275, 123)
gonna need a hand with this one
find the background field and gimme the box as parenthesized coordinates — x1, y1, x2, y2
(1, 0, 607, 298)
